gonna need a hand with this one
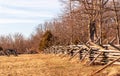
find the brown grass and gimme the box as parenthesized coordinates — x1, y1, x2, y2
(0, 54, 120, 76)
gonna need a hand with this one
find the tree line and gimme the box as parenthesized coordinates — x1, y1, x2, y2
(0, 0, 120, 53)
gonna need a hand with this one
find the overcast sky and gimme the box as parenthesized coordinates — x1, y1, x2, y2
(0, 0, 62, 38)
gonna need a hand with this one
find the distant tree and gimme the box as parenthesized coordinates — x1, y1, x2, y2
(39, 30, 53, 51)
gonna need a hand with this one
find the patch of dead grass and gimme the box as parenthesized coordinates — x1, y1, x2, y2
(0, 54, 120, 76)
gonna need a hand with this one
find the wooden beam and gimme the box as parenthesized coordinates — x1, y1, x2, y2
(108, 42, 120, 51)
(61, 47, 76, 58)
(88, 42, 107, 65)
(89, 42, 105, 50)
(91, 57, 120, 76)
(88, 52, 103, 65)
(98, 50, 120, 53)
(68, 48, 83, 61)
(77, 41, 92, 62)
(109, 37, 116, 43)
(80, 48, 92, 62)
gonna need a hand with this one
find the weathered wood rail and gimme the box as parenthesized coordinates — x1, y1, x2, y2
(43, 41, 120, 75)
(43, 42, 120, 65)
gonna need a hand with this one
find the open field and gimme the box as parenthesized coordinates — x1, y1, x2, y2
(0, 54, 120, 76)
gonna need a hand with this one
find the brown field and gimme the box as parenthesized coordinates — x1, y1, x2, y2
(0, 54, 120, 76)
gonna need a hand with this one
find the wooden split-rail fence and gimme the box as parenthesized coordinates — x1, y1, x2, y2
(43, 41, 120, 75)
(44, 42, 120, 65)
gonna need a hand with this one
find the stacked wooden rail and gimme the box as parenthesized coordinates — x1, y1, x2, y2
(44, 42, 120, 65)
(44, 41, 120, 75)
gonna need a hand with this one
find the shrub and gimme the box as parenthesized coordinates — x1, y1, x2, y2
(39, 30, 53, 51)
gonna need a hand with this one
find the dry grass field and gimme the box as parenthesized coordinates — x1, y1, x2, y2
(0, 54, 120, 76)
